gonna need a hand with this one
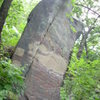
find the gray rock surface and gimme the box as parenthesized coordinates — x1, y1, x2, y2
(12, 0, 83, 99)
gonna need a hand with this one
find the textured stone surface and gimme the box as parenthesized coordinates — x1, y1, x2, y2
(12, 0, 83, 99)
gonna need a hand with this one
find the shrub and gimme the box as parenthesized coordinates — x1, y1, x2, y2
(0, 59, 25, 100)
(60, 55, 100, 100)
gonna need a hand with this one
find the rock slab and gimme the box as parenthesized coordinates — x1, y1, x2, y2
(12, 0, 83, 99)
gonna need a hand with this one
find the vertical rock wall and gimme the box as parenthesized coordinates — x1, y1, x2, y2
(12, 0, 83, 99)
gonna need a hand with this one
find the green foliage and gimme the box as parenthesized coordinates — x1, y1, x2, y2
(2, 0, 24, 46)
(66, 13, 74, 23)
(2, 0, 40, 46)
(0, 59, 25, 100)
(60, 51, 100, 100)
(73, 6, 82, 18)
(0, 0, 3, 7)
(70, 25, 77, 33)
(60, 87, 67, 100)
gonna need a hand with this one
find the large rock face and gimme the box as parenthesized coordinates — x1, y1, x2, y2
(12, 0, 83, 99)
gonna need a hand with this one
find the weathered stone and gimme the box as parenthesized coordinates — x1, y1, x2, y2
(12, 0, 83, 99)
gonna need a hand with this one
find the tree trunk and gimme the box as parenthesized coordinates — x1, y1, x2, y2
(0, 0, 13, 43)
(77, 28, 93, 59)
(77, 15, 99, 59)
